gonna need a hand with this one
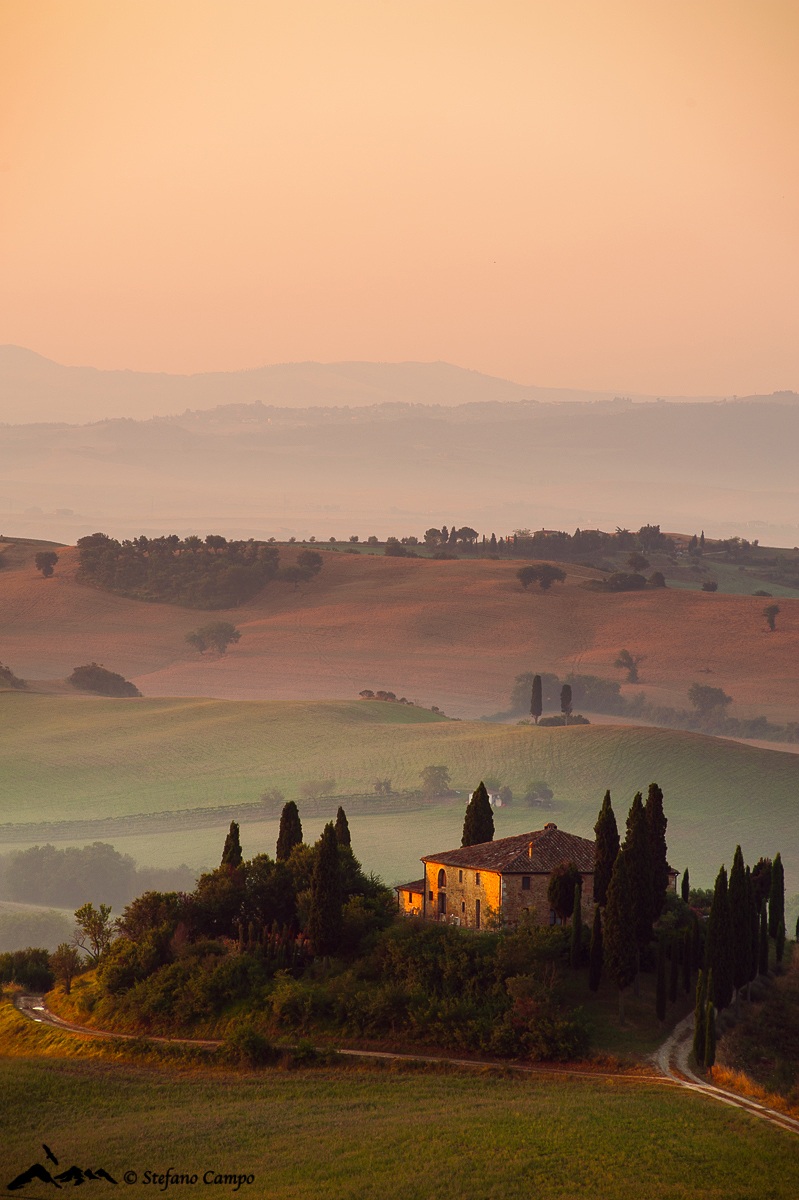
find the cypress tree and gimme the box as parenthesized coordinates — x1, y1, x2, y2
(768, 852, 785, 939)
(759, 903, 769, 975)
(681, 868, 690, 904)
(461, 782, 495, 846)
(530, 675, 543, 725)
(221, 820, 243, 869)
(746, 866, 759, 993)
(655, 939, 667, 1022)
(669, 937, 679, 1003)
(776, 920, 786, 965)
(334, 806, 351, 848)
(682, 928, 692, 993)
(704, 999, 716, 1070)
(644, 782, 669, 917)
(728, 845, 750, 1007)
(593, 791, 620, 908)
(795, 914, 799, 942)
(624, 792, 654, 991)
(604, 846, 637, 1022)
(570, 881, 583, 969)
(276, 801, 303, 861)
(588, 904, 603, 992)
(692, 969, 707, 1065)
(691, 911, 703, 972)
(706, 866, 734, 1011)
(307, 823, 342, 957)
(560, 683, 572, 726)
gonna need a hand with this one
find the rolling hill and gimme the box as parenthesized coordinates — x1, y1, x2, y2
(1, 693, 797, 902)
(1, 537, 797, 723)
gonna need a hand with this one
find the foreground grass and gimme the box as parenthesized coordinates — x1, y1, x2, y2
(2, 1053, 798, 1199)
(1, 695, 798, 894)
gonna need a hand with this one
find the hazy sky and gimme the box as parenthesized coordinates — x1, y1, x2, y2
(1, 1, 798, 394)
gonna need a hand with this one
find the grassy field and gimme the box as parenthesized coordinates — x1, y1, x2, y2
(1, 694, 798, 902)
(1, 1048, 798, 1198)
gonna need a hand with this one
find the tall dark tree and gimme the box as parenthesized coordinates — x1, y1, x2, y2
(221, 821, 243, 869)
(276, 801, 303, 861)
(669, 937, 679, 1003)
(776, 921, 786, 965)
(681, 868, 690, 904)
(704, 998, 716, 1070)
(461, 782, 495, 847)
(705, 866, 734, 1011)
(570, 882, 583, 969)
(530, 675, 543, 725)
(307, 823, 342, 956)
(644, 782, 669, 917)
(593, 791, 619, 908)
(655, 939, 667, 1022)
(728, 846, 750, 1008)
(560, 684, 572, 726)
(692, 968, 707, 1065)
(682, 928, 692, 994)
(758, 903, 769, 975)
(34, 550, 59, 578)
(768, 852, 785, 939)
(624, 792, 654, 990)
(604, 846, 638, 1021)
(334, 806, 351, 848)
(746, 866, 759, 997)
(751, 858, 772, 909)
(588, 905, 603, 992)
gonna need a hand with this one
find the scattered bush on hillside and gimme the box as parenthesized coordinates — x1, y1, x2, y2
(0, 662, 26, 690)
(34, 550, 59, 577)
(583, 571, 647, 593)
(517, 564, 567, 591)
(538, 713, 590, 726)
(420, 765, 452, 798)
(702, 580, 719, 592)
(76, 531, 280, 609)
(522, 781, 554, 807)
(186, 621, 241, 654)
(68, 663, 141, 697)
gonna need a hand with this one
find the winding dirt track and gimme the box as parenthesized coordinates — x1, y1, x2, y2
(12, 994, 799, 1134)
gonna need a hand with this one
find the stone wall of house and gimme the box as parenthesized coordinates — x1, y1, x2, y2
(500, 871, 595, 926)
(397, 888, 423, 917)
(422, 861, 502, 929)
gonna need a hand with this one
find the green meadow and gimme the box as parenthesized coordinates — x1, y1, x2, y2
(2, 693, 798, 897)
(1, 1053, 798, 1200)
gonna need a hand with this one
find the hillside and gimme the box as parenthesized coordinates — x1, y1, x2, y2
(1, 539, 797, 723)
(1, 693, 797, 899)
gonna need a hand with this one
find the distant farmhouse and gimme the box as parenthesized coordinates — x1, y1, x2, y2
(396, 822, 676, 930)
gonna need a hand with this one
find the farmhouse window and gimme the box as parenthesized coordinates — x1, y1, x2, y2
(407, 892, 413, 903)
(428, 891, 433, 902)
(459, 870, 463, 883)
(522, 876, 531, 891)
(475, 872, 481, 885)
(461, 901, 465, 913)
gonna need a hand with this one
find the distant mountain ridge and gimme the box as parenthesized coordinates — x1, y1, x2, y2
(0, 344, 771, 425)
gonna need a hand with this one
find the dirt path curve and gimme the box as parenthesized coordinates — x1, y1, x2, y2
(653, 1010, 799, 1137)
(11, 994, 659, 1084)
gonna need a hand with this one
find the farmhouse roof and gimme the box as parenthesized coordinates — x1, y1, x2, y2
(394, 879, 425, 895)
(421, 824, 596, 875)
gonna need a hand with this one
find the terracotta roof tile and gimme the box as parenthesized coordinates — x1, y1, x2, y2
(394, 879, 426, 894)
(421, 824, 596, 875)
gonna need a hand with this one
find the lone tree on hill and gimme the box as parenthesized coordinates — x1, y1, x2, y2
(334, 806, 351, 848)
(530, 674, 543, 724)
(421, 765, 451, 798)
(186, 621, 241, 654)
(221, 820, 243, 869)
(461, 782, 495, 846)
(517, 564, 567, 591)
(34, 551, 59, 578)
(763, 604, 780, 632)
(547, 861, 582, 922)
(614, 649, 644, 684)
(307, 823, 342, 957)
(50, 943, 82, 994)
(276, 801, 303, 861)
(688, 683, 733, 718)
(593, 790, 620, 908)
(72, 902, 114, 963)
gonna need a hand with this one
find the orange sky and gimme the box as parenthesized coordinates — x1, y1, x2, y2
(1, 0, 798, 394)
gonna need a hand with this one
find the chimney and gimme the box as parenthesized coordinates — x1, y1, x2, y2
(544, 822, 557, 831)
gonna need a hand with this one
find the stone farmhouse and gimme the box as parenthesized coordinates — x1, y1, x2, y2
(395, 822, 677, 930)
